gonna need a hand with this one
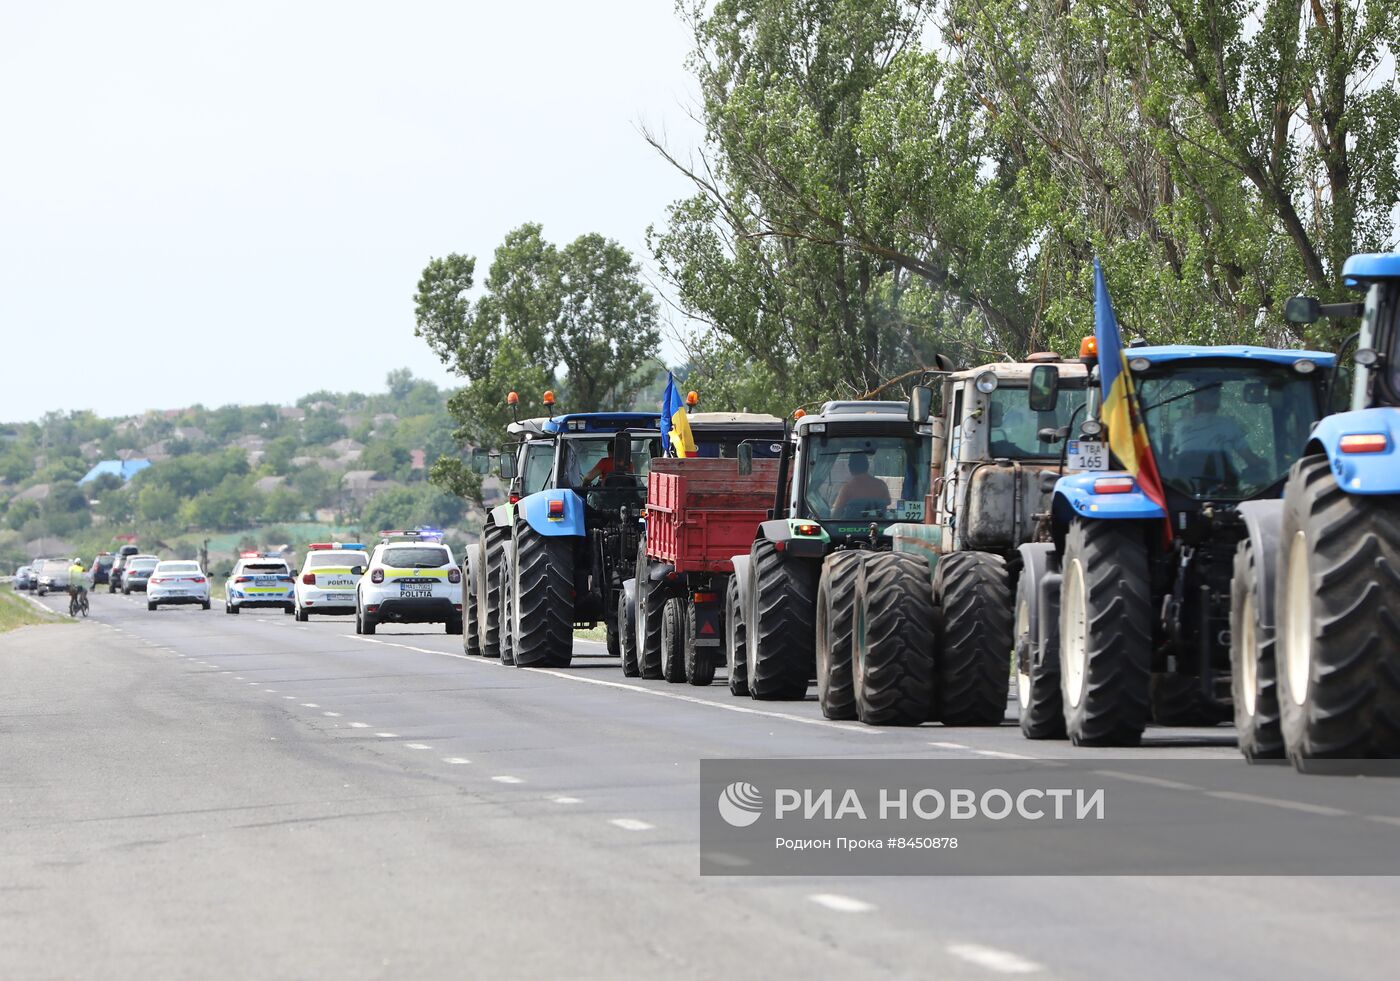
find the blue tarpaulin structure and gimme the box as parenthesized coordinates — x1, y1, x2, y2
(77, 459, 151, 485)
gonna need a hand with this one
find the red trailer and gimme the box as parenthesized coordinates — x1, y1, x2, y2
(636, 457, 779, 686)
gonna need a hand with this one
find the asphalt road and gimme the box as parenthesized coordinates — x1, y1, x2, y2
(4, 588, 1399, 979)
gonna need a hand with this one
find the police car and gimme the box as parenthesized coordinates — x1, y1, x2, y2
(224, 552, 295, 615)
(355, 529, 463, 635)
(293, 543, 367, 621)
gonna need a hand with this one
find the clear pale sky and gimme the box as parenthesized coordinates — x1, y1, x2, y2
(0, 1, 704, 423)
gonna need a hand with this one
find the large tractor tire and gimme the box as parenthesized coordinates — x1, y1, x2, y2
(1016, 562, 1065, 740)
(499, 549, 516, 666)
(661, 597, 687, 683)
(684, 601, 717, 687)
(852, 552, 935, 726)
(815, 551, 863, 720)
(724, 575, 749, 697)
(934, 551, 1012, 726)
(618, 587, 640, 677)
(1277, 456, 1400, 769)
(746, 541, 818, 700)
(1059, 519, 1152, 747)
(511, 522, 575, 669)
(464, 550, 482, 656)
(635, 544, 665, 679)
(1231, 532, 1283, 760)
(480, 523, 509, 659)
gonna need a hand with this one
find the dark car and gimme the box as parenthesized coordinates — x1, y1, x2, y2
(89, 552, 115, 586)
(121, 555, 159, 594)
(109, 545, 141, 593)
(15, 565, 34, 590)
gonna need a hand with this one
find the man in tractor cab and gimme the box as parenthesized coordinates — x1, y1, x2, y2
(1178, 384, 1268, 478)
(831, 452, 892, 517)
(580, 448, 637, 487)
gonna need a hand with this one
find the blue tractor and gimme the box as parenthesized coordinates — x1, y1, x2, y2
(500, 412, 661, 668)
(1236, 252, 1400, 769)
(1017, 344, 1334, 746)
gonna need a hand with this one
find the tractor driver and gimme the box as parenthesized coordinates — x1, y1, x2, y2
(582, 448, 636, 487)
(831, 452, 891, 517)
(1178, 385, 1268, 476)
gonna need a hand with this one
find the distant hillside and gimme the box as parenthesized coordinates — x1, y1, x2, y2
(0, 370, 499, 569)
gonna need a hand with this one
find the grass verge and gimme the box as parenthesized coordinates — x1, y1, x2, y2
(0, 588, 67, 633)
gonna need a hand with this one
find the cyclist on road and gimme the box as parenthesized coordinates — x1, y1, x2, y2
(67, 558, 89, 616)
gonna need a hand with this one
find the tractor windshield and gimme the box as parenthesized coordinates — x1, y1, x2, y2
(560, 435, 661, 490)
(1138, 362, 1322, 500)
(987, 386, 1088, 459)
(521, 441, 555, 495)
(803, 433, 930, 521)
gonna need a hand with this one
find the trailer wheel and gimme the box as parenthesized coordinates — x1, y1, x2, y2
(852, 552, 935, 725)
(512, 522, 574, 668)
(605, 610, 621, 657)
(747, 541, 818, 700)
(480, 523, 508, 659)
(684, 601, 717, 687)
(1278, 456, 1400, 769)
(618, 588, 639, 677)
(661, 597, 686, 683)
(1059, 519, 1152, 747)
(464, 550, 482, 656)
(725, 575, 749, 697)
(815, 551, 863, 720)
(934, 551, 1011, 726)
(1230, 531, 1283, 760)
(636, 544, 664, 679)
(1016, 566, 1064, 739)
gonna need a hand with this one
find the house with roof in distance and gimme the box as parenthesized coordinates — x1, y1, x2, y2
(78, 459, 152, 485)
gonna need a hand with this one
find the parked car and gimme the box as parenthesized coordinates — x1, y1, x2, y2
(88, 552, 115, 586)
(120, 555, 160, 594)
(146, 560, 211, 611)
(109, 545, 141, 593)
(15, 565, 34, 590)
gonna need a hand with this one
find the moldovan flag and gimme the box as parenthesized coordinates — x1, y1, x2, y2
(660, 372, 696, 457)
(1094, 259, 1171, 535)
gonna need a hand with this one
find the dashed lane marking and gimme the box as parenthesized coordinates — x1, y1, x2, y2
(374, 732, 398, 738)
(406, 743, 432, 750)
(442, 758, 471, 765)
(551, 796, 581, 804)
(491, 775, 524, 784)
(349, 722, 370, 729)
(609, 818, 654, 831)
(323, 711, 342, 717)
(807, 894, 873, 913)
(946, 943, 1044, 974)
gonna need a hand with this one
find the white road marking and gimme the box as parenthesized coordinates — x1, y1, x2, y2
(349, 722, 370, 728)
(352, 636, 879, 734)
(551, 796, 581, 804)
(442, 757, 471, 765)
(971, 749, 1037, 760)
(946, 943, 1043, 974)
(1366, 815, 1400, 828)
(609, 818, 654, 831)
(929, 741, 970, 750)
(1094, 770, 1202, 791)
(1206, 791, 1351, 817)
(406, 743, 432, 750)
(264, 689, 277, 693)
(374, 732, 398, 738)
(491, 775, 524, 784)
(322, 711, 342, 717)
(282, 696, 297, 700)
(807, 893, 873, 913)
(300, 703, 320, 708)
(234, 676, 244, 680)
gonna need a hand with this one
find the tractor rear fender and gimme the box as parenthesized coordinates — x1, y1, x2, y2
(621, 577, 637, 624)
(1305, 408, 1400, 495)
(730, 553, 752, 612)
(756, 518, 830, 558)
(1235, 500, 1284, 633)
(488, 502, 516, 530)
(1051, 471, 1167, 533)
(517, 490, 585, 537)
(647, 562, 676, 583)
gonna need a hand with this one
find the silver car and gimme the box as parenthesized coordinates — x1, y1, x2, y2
(35, 559, 71, 596)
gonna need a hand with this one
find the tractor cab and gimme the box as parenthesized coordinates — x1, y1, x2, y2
(542, 412, 662, 514)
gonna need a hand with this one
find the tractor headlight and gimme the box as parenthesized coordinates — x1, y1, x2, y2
(1128, 357, 1150, 372)
(975, 371, 999, 394)
(1080, 419, 1103, 437)
(1293, 358, 1316, 374)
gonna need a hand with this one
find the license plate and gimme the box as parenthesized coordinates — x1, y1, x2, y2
(400, 585, 433, 599)
(1068, 440, 1108, 471)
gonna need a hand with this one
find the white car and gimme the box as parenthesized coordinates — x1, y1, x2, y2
(224, 553, 295, 615)
(355, 532, 463, 635)
(146, 560, 211, 611)
(294, 543, 368, 621)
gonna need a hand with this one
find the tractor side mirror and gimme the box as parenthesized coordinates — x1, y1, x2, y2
(1028, 364, 1060, 412)
(1284, 295, 1322, 325)
(737, 443, 753, 476)
(612, 432, 633, 470)
(351, 566, 365, 576)
(470, 448, 491, 475)
(498, 452, 517, 480)
(908, 385, 934, 424)
(1037, 426, 1066, 445)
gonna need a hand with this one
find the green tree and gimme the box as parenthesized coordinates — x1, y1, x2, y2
(360, 485, 467, 536)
